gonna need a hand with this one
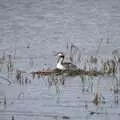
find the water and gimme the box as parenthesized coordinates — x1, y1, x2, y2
(0, 0, 120, 120)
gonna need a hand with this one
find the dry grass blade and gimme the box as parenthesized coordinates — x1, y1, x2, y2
(92, 93, 100, 105)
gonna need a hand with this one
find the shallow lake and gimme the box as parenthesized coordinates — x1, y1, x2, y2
(0, 0, 120, 120)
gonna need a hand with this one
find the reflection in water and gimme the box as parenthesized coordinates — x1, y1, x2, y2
(16, 70, 31, 85)
(0, 91, 7, 109)
(47, 74, 66, 104)
(80, 75, 94, 93)
(0, 72, 120, 119)
(48, 73, 65, 86)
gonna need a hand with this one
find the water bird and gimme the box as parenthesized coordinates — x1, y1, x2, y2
(55, 52, 77, 70)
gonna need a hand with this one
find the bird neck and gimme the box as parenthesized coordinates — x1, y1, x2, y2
(57, 56, 64, 64)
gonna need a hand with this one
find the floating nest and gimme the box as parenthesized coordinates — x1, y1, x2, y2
(30, 68, 104, 76)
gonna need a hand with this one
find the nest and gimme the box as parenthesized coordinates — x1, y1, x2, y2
(30, 68, 104, 76)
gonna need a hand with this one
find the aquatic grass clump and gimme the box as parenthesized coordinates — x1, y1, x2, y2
(15, 69, 31, 85)
(65, 69, 104, 76)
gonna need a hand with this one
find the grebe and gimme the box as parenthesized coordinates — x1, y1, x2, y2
(55, 52, 77, 70)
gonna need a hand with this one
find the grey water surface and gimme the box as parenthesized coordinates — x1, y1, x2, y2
(0, 0, 120, 120)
